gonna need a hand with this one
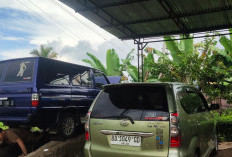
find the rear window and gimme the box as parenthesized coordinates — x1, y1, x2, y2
(4, 60, 35, 83)
(91, 86, 169, 121)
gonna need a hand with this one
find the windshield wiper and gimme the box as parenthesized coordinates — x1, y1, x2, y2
(99, 115, 134, 124)
(120, 109, 134, 124)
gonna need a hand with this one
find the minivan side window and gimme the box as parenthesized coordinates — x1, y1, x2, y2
(4, 60, 35, 83)
(179, 90, 208, 114)
(72, 70, 92, 87)
(93, 72, 108, 88)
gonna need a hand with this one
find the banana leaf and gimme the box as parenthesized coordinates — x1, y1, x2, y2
(82, 59, 97, 69)
(127, 65, 138, 82)
(229, 28, 232, 43)
(85, 52, 107, 74)
(106, 49, 121, 76)
(209, 45, 232, 62)
(164, 36, 182, 62)
(219, 36, 232, 55)
(153, 49, 169, 61)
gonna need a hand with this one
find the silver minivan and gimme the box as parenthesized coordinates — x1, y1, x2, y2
(84, 82, 219, 157)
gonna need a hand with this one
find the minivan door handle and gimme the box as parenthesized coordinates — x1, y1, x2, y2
(100, 130, 154, 138)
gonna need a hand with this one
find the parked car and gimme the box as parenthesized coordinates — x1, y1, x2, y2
(84, 82, 219, 157)
(0, 57, 109, 138)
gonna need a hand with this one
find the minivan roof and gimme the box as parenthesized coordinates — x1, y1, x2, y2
(0, 57, 101, 72)
(103, 82, 187, 89)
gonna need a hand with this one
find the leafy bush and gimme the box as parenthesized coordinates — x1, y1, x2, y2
(217, 122, 232, 142)
(214, 108, 232, 142)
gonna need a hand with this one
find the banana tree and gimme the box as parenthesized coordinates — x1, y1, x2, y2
(150, 36, 197, 84)
(82, 49, 126, 76)
(163, 36, 194, 63)
(218, 28, 232, 65)
(122, 48, 159, 82)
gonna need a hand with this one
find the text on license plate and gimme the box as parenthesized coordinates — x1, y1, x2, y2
(0, 100, 14, 107)
(111, 135, 141, 147)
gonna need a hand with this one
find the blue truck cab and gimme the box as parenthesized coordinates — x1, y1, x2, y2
(0, 57, 109, 138)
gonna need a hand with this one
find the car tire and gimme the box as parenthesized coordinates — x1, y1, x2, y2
(194, 150, 200, 157)
(58, 112, 79, 139)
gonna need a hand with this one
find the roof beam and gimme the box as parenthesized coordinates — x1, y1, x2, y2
(75, 0, 134, 37)
(121, 23, 232, 40)
(158, 0, 189, 36)
(76, 0, 152, 12)
(85, 0, 137, 37)
(101, 5, 232, 28)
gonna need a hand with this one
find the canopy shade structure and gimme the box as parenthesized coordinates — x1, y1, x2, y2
(59, 0, 232, 40)
(59, 0, 232, 82)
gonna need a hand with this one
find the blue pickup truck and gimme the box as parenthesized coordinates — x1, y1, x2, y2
(0, 57, 110, 138)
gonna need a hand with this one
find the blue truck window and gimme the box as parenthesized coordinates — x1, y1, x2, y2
(72, 74, 81, 86)
(4, 60, 35, 83)
(94, 72, 108, 88)
(81, 71, 92, 87)
(50, 74, 69, 85)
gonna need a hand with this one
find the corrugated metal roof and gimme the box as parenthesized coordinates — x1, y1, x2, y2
(59, 0, 232, 40)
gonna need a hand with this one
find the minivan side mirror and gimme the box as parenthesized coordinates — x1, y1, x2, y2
(209, 104, 220, 110)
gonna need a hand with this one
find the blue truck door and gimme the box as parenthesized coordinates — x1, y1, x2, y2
(71, 68, 98, 117)
(35, 60, 72, 125)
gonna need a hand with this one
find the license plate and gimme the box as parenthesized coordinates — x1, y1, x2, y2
(111, 135, 141, 147)
(0, 100, 14, 107)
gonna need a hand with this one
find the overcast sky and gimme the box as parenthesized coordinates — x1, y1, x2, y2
(0, 0, 165, 66)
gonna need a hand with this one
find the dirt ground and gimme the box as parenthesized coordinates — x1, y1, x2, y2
(215, 142, 232, 157)
(1, 132, 231, 157)
(27, 136, 231, 157)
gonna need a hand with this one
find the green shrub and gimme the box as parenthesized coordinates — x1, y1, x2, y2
(213, 109, 232, 142)
(217, 122, 232, 142)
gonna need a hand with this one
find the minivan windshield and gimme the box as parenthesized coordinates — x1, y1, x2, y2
(91, 85, 169, 121)
(4, 60, 35, 83)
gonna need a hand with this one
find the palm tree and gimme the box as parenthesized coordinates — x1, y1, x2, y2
(30, 45, 58, 59)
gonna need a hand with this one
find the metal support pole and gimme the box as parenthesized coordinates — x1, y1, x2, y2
(135, 38, 148, 82)
(141, 43, 144, 82)
(137, 40, 140, 82)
